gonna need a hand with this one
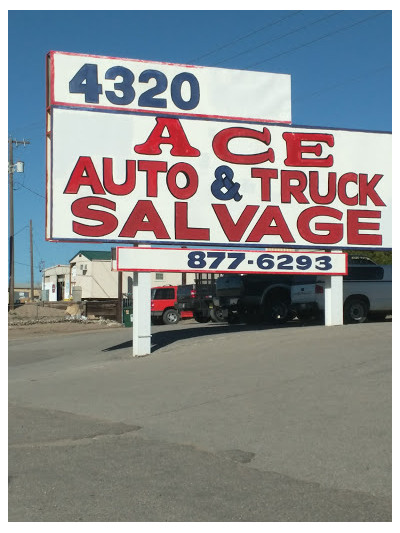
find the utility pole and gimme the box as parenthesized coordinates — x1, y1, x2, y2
(30, 220, 34, 302)
(8, 137, 30, 310)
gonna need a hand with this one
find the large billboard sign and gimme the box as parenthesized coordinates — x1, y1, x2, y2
(46, 52, 391, 251)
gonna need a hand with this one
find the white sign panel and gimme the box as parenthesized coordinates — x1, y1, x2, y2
(48, 51, 291, 124)
(117, 247, 348, 275)
(47, 107, 391, 250)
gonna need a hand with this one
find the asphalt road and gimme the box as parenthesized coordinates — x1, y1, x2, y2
(9, 319, 392, 521)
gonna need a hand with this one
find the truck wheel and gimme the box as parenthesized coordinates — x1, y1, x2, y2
(162, 309, 180, 325)
(343, 298, 368, 324)
(210, 307, 225, 323)
(264, 295, 291, 324)
(194, 311, 210, 323)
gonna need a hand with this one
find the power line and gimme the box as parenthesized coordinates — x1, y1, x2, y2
(15, 181, 45, 198)
(245, 11, 388, 69)
(211, 10, 344, 67)
(33, 237, 42, 258)
(188, 10, 303, 64)
(14, 225, 29, 236)
(293, 64, 391, 104)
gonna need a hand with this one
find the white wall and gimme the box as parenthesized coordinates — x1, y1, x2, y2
(42, 265, 70, 302)
(44, 259, 197, 300)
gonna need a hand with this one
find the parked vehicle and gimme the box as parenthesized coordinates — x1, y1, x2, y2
(175, 274, 224, 323)
(291, 264, 392, 324)
(151, 285, 193, 325)
(214, 273, 298, 324)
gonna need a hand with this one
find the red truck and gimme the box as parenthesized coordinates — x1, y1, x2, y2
(151, 285, 194, 325)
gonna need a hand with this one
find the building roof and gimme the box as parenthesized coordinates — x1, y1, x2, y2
(70, 250, 112, 262)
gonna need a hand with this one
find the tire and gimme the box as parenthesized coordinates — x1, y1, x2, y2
(193, 311, 210, 323)
(263, 294, 291, 324)
(210, 307, 225, 323)
(162, 308, 180, 325)
(343, 297, 368, 324)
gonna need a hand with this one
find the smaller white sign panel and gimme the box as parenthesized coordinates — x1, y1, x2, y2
(49, 51, 291, 123)
(117, 247, 348, 275)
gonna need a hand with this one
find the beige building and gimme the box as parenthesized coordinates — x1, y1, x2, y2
(42, 250, 196, 301)
(11, 284, 41, 303)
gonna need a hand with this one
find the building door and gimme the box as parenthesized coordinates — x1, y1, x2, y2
(56, 275, 65, 301)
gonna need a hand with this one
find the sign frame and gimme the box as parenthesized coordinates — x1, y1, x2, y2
(47, 50, 292, 124)
(46, 51, 391, 253)
(116, 246, 348, 276)
(46, 107, 391, 250)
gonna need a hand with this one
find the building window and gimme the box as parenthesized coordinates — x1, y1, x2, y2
(155, 272, 164, 281)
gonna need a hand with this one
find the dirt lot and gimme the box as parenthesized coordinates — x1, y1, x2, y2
(8, 302, 124, 339)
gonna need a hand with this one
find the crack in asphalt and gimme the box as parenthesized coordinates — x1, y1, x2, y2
(9, 426, 142, 448)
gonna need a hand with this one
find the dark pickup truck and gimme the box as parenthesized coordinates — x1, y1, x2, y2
(214, 273, 297, 324)
(176, 272, 297, 325)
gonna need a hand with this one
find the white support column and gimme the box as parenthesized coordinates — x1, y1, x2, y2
(324, 275, 343, 326)
(132, 271, 152, 356)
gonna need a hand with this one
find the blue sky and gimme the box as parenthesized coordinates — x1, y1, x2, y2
(8, 8, 392, 284)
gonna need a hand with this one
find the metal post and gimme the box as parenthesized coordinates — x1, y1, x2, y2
(8, 139, 14, 310)
(116, 271, 123, 323)
(8, 138, 30, 309)
(30, 220, 34, 302)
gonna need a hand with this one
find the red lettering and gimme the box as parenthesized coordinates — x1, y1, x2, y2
(167, 163, 198, 200)
(283, 132, 334, 167)
(281, 170, 309, 204)
(309, 171, 337, 204)
(175, 202, 210, 240)
(212, 127, 275, 165)
(103, 158, 136, 195)
(213, 204, 259, 241)
(134, 117, 200, 157)
(297, 206, 343, 244)
(359, 174, 386, 206)
(338, 172, 358, 206)
(246, 206, 295, 243)
(347, 210, 382, 245)
(251, 168, 278, 201)
(119, 200, 170, 239)
(137, 160, 168, 197)
(71, 197, 117, 237)
(64, 156, 105, 195)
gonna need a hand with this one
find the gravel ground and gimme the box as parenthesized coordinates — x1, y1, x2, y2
(8, 302, 124, 338)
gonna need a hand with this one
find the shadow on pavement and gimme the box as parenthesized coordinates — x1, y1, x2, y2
(102, 318, 324, 354)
